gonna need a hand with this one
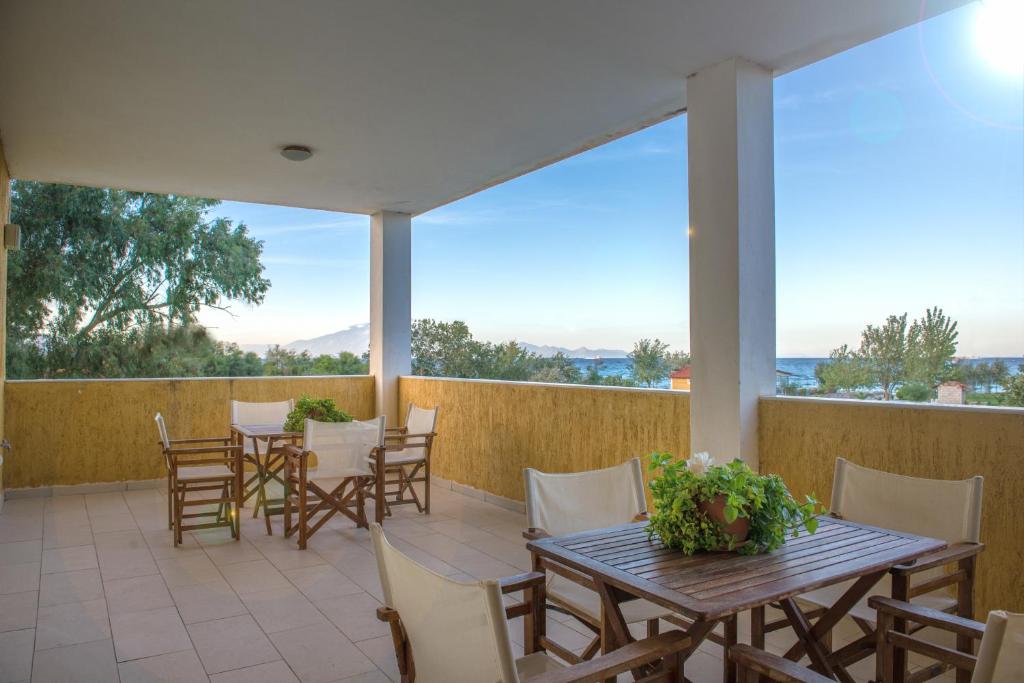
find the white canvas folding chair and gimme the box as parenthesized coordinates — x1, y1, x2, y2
(523, 459, 725, 666)
(230, 399, 295, 526)
(155, 413, 242, 546)
(869, 599, 1023, 683)
(753, 457, 985, 682)
(370, 523, 692, 682)
(283, 417, 385, 549)
(375, 403, 438, 516)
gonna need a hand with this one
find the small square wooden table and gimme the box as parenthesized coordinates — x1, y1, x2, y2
(230, 423, 301, 535)
(527, 516, 945, 683)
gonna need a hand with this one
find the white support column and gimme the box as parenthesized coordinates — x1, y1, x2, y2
(370, 210, 412, 426)
(687, 58, 775, 468)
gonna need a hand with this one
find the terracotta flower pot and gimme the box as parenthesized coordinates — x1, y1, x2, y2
(698, 494, 750, 545)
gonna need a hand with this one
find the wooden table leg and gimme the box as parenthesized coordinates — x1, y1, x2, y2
(781, 569, 886, 683)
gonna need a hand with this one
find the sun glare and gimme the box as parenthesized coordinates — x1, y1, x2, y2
(975, 0, 1024, 76)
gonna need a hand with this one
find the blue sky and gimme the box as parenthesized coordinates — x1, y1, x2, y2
(202, 3, 1023, 357)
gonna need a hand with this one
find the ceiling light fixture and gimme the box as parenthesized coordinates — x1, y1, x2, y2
(280, 145, 313, 161)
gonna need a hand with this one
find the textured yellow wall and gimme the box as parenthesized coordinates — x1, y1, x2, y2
(4, 375, 374, 489)
(760, 396, 1024, 616)
(398, 376, 691, 502)
(0, 144, 9, 497)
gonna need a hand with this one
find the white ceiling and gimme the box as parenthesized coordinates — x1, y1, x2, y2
(0, 0, 967, 215)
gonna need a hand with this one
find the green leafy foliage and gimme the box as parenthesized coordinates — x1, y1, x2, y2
(647, 453, 822, 556)
(284, 395, 353, 433)
(895, 382, 932, 402)
(629, 338, 672, 388)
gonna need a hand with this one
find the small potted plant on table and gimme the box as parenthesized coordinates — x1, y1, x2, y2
(647, 452, 822, 555)
(284, 395, 353, 432)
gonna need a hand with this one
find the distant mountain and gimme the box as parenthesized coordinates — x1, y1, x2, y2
(238, 324, 624, 360)
(519, 343, 627, 359)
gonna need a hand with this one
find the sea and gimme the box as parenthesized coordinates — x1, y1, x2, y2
(570, 357, 1024, 392)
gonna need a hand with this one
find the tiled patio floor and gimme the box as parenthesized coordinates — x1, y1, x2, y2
(0, 484, 953, 682)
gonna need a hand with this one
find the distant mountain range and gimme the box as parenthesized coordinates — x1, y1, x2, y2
(236, 324, 627, 359)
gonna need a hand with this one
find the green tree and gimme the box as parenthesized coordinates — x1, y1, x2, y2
(666, 350, 691, 372)
(309, 352, 369, 375)
(990, 360, 1010, 391)
(1005, 366, 1024, 407)
(858, 313, 909, 400)
(629, 338, 671, 388)
(7, 182, 269, 377)
(815, 344, 871, 394)
(262, 346, 313, 376)
(411, 319, 487, 378)
(906, 307, 958, 386)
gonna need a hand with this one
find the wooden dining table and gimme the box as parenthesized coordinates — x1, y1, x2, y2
(527, 516, 946, 683)
(230, 423, 301, 535)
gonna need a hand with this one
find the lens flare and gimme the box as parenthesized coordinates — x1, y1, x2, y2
(975, 0, 1024, 76)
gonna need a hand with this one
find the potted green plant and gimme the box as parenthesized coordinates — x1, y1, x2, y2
(647, 452, 822, 555)
(284, 395, 353, 432)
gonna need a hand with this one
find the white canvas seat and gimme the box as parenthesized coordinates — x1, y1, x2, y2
(283, 417, 385, 549)
(523, 459, 703, 663)
(756, 457, 984, 682)
(370, 523, 691, 682)
(375, 403, 438, 515)
(230, 399, 294, 455)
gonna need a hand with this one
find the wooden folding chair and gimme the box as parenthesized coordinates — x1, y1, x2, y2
(283, 417, 386, 549)
(371, 522, 693, 682)
(870, 598, 1023, 683)
(752, 458, 985, 683)
(522, 459, 733, 670)
(374, 403, 438, 516)
(230, 398, 296, 533)
(155, 413, 242, 547)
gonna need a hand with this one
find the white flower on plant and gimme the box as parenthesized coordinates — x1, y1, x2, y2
(686, 452, 714, 476)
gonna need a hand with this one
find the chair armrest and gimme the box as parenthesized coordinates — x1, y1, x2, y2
(527, 631, 691, 683)
(523, 528, 550, 541)
(166, 445, 242, 456)
(384, 427, 407, 434)
(169, 436, 233, 445)
(890, 543, 983, 576)
(868, 597, 985, 640)
(499, 572, 545, 594)
(281, 444, 306, 459)
(728, 644, 833, 683)
(634, 512, 649, 522)
(376, 606, 399, 623)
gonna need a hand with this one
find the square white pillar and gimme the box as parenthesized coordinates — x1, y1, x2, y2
(687, 58, 775, 468)
(370, 210, 412, 426)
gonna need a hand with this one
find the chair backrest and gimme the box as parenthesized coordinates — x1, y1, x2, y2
(400, 403, 438, 460)
(830, 458, 983, 544)
(371, 523, 519, 683)
(154, 413, 171, 470)
(524, 458, 646, 537)
(230, 399, 294, 426)
(303, 417, 384, 478)
(972, 610, 1024, 683)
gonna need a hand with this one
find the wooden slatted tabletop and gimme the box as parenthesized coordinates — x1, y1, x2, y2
(529, 516, 946, 622)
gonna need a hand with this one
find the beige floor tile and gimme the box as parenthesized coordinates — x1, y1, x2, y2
(105, 574, 174, 615)
(110, 605, 192, 662)
(0, 541, 43, 567)
(98, 548, 159, 581)
(170, 578, 248, 624)
(158, 554, 223, 588)
(41, 522, 93, 551)
(88, 513, 139, 534)
(204, 539, 265, 566)
(282, 564, 363, 602)
(31, 638, 118, 683)
(143, 529, 201, 560)
(208, 660, 300, 683)
(317, 592, 389, 643)
(353, 635, 400, 682)
(0, 516, 42, 544)
(220, 558, 290, 595)
(0, 562, 41, 595)
(117, 648, 208, 682)
(261, 546, 328, 572)
(188, 614, 280, 675)
(41, 544, 97, 574)
(241, 587, 330, 634)
(39, 568, 103, 607)
(35, 598, 110, 650)
(270, 624, 377, 683)
(0, 628, 34, 683)
(0, 592, 38, 633)
(339, 669, 393, 683)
